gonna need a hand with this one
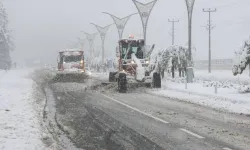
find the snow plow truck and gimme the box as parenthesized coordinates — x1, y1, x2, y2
(53, 49, 88, 82)
(109, 37, 161, 93)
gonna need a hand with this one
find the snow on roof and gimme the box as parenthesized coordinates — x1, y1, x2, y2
(120, 38, 144, 41)
(60, 51, 83, 56)
(61, 48, 81, 52)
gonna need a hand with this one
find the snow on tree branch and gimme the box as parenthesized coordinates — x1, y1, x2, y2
(232, 37, 250, 76)
(0, 2, 14, 51)
(151, 45, 192, 71)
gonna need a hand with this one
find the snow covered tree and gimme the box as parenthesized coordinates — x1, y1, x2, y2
(0, 3, 14, 69)
(232, 37, 250, 76)
(151, 45, 190, 78)
(232, 38, 250, 93)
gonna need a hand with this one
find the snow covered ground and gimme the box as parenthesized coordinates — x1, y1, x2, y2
(150, 70, 250, 115)
(91, 72, 109, 81)
(0, 69, 50, 150)
(195, 70, 250, 84)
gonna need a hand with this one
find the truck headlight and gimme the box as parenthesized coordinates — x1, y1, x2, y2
(145, 61, 149, 64)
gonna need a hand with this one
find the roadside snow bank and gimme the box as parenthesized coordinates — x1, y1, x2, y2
(194, 70, 250, 92)
(149, 88, 250, 115)
(195, 70, 250, 84)
(0, 69, 48, 150)
(156, 70, 250, 114)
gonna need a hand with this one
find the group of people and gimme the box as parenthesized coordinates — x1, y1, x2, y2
(170, 58, 187, 78)
(156, 45, 190, 79)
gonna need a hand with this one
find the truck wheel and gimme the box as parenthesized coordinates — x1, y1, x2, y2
(118, 73, 127, 93)
(109, 72, 116, 82)
(153, 72, 161, 88)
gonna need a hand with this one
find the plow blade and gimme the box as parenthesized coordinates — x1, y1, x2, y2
(101, 82, 112, 86)
(52, 73, 88, 83)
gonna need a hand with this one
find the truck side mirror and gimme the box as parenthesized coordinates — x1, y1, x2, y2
(116, 46, 120, 57)
(152, 44, 155, 50)
(57, 56, 60, 63)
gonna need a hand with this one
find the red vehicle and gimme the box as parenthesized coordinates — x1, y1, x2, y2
(55, 49, 87, 82)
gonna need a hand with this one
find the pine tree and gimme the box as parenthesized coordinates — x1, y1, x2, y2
(0, 2, 14, 69)
(232, 37, 250, 76)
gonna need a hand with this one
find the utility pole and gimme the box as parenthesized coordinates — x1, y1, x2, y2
(90, 23, 112, 69)
(132, 0, 157, 52)
(81, 31, 97, 60)
(185, 0, 195, 83)
(168, 19, 179, 45)
(103, 12, 137, 40)
(203, 8, 217, 73)
(77, 37, 85, 50)
(249, 64, 250, 77)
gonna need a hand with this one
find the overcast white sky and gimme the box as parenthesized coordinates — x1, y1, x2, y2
(2, 0, 250, 65)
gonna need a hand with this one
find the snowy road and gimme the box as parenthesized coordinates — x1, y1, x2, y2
(47, 76, 250, 150)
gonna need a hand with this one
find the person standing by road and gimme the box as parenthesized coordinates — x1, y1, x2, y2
(4, 63, 8, 71)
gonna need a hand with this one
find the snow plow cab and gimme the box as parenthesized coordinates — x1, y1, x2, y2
(53, 49, 87, 82)
(109, 38, 161, 93)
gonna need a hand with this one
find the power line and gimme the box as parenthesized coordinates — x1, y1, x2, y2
(176, 0, 250, 21)
(168, 19, 179, 45)
(202, 8, 217, 73)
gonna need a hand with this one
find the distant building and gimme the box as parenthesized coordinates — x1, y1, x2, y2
(195, 59, 233, 70)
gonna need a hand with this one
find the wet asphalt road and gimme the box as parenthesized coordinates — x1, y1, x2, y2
(48, 79, 250, 150)
(52, 90, 164, 150)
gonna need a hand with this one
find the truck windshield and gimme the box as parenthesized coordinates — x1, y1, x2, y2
(122, 47, 138, 59)
(64, 55, 82, 62)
